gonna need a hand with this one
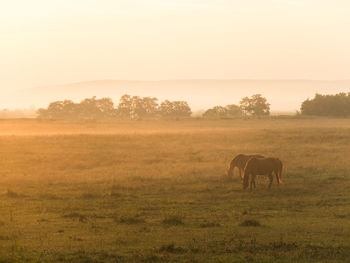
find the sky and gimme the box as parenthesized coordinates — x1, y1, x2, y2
(1, 0, 350, 92)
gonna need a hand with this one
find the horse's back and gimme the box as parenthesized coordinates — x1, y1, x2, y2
(232, 154, 252, 168)
(246, 157, 280, 173)
(239, 154, 264, 166)
(266, 157, 282, 170)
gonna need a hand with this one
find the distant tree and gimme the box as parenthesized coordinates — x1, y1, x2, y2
(37, 107, 50, 119)
(225, 104, 243, 116)
(158, 100, 192, 118)
(203, 106, 228, 118)
(116, 95, 158, 119)
(117, 94, 133, 119)
(158, 100, 172, 117)
(301, 92, 350, 117)
(203, 104, 242, 118)
(96, 97, 116, 117)
(240, 94, 270, 116)
(37, 100, 77, 119)
(172, 101, 192, 117)
(37, 97, 116, 120)
(132, 96, 158, 119)
(79, 96, 116, 119)
(37, 94, 192, 120)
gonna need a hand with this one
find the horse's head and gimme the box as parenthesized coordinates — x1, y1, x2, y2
(227, 166, 234, 177)
(242, 172, 249, 189)
(227, 157, 238, 177)
(242, 157, 257, 189)
(242, 165, 251, 189)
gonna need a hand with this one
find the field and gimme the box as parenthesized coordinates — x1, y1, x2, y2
(0, 118, 350, 262)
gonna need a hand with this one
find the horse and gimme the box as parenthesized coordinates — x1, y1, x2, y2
(242, 157, 283, 191)
(227, 154, 264, 182)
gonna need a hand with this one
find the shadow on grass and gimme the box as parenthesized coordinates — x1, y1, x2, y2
(239, 219, 262, 227)
(117, 215, 146, 224)
(162, 215, 185, 226)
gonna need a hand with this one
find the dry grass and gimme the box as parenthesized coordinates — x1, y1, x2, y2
(0, 118, 349, 262)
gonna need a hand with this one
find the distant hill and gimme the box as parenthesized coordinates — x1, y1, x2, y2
(2, 79, 350, 112)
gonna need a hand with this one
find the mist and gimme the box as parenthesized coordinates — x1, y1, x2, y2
(1, 1, 349, 104)
(1, 79, 350, 113)
(2, 1, 350, 261)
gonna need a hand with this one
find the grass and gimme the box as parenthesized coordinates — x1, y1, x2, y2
(118, 215, 146, 224)
(158, 243, 187, 254)
(0, 118, 349, 262)
(6, 189, 27, 198)
(162, 215, 185, 226)
(199, 222, 221, 228)
(239, 219, 262, 227)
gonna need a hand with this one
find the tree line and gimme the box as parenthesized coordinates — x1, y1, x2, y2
(37, 95, 192, 120)
(37, 94, 271, 120)
(37, 92, 350, 120)
(203, 94, 270, 118)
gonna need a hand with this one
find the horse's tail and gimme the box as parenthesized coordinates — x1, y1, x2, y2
(277, 160, 283, 184)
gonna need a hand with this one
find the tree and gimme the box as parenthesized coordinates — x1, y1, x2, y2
(37, 97, 116, 120)
(225, 104, 242, 116)
(240, 94, 270, 116)
(301, 92, 350, 117)
(79, 96, 116, 119)
(172, 101, 192, 117)
(116, 95, 158, 119)
(203, 106, 228, 118)
(37, 100, 77, 119)
(117, 94, 133, 119)
(132, 96, 158, 119)
(95, 97, 116, 117)
(37, 94, 192, 120)
(203, 104, 242, 118)
(158, 100, 192, 118)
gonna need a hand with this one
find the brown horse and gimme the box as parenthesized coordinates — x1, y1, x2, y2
(243, 157, 283, 191)
(227, 154, 264, 181)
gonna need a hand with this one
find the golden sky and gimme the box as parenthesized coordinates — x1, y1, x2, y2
(1, 0, 350, 91)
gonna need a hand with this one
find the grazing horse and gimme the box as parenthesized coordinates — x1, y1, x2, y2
(243, 157, 283, 191)
(227, 154, 264, 181)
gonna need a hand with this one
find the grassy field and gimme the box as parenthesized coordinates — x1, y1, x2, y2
(0, 118, 350, 262)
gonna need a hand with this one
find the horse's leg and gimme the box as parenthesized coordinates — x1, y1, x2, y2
(278, 168, 282, 184)
(275, 170, 280, 185)
(250, 174, 255, 191)
(239, 168, 243, 182)
(268, 173, 273, 189)
(249, 175, 252, 191)
(253, 175, 257, 190)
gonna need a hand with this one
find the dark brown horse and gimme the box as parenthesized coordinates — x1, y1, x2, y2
(227, 154, 264, 181)
(243, 157, 283, 191)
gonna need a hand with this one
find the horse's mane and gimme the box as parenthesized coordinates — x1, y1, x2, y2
(232, 154, 243, 162)
(227, 154, 244, 171)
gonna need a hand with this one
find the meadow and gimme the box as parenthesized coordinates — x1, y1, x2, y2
(0, 118, 350, 262)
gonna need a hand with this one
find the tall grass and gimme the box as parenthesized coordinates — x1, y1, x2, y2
(0, 119, 349, 262)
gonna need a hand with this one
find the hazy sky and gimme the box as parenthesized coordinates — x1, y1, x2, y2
(1, 0, 350, 91)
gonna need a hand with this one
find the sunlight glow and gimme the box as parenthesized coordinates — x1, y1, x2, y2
(1, 0, 349, 96)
